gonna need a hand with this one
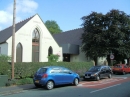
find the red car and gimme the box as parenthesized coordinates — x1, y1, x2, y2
(112, 64, 130, 75)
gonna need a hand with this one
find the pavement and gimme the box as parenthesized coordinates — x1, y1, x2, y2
(0, 84, 35, 95)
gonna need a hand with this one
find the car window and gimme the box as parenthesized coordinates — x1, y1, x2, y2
(88, 66, 101, 72)
(114, 65, 122, 68)
(124, 65, 128, 68)
(62, 68, 71, 73)
(50, 68, 61, 73)
(101, 67, 106, 71)
(37, 68, 47, 74)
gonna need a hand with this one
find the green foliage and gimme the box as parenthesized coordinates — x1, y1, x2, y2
(0, 54, 11, 62)
(6, 78, 33, 86)
(6, 79, 16, 86)
(0, 61, 93, 79)
(0, 62, 11, 76)
(15, 78, 33, 85)
(47, 54, 60, 62)
(1, 62, 94, 86)
(81, 9, 130, 63)
(45, 20, 62, 34)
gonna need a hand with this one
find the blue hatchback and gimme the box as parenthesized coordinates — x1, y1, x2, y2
(33, 66, 80, 90)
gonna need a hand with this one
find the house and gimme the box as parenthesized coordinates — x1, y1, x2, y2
(53, 28, 107, 65)
(0, 14, 62, 62)
(0, 14, 106, 64)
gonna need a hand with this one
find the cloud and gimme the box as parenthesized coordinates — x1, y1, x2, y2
(0, 11, 12, 24)
(0, 0, 38, 30)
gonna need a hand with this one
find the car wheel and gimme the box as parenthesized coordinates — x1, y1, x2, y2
(108, 74, 112, 78)
(73, 78, 79, 86)
(122, 71, 126, 75)
(96, 75, 100, 81)
(46, 81, 54, 90)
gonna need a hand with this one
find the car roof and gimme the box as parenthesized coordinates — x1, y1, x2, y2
(92, 65, 110, 68)
(116, 64, 126, 66)
(41, 66, 65, 69)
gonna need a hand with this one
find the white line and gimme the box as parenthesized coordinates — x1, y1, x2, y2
(90, 84, 121, 93)
(79, 78, 126, 86)
(113, 77, 127, 79)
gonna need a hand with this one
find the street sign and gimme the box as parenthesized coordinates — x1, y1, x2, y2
(110, 54, 114, 59)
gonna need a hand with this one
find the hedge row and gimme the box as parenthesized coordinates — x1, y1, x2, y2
(0, 62, 94, 79)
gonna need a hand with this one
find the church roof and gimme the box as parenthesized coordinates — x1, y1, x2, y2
(0, 15, 35, 44)
(53, 28, 84, 46)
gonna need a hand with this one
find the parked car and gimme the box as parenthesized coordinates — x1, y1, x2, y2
(83, 65, 113, 81)
(33, 66, 80, 90)
(112, 64, 130, 74)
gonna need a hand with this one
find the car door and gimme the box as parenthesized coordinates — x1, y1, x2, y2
(50, 68, 63, 85)
(105, 66, 111, 77)
(100, 67, 106, 78)
(61, 68, 74, 83)
(123, 65, 129, 73)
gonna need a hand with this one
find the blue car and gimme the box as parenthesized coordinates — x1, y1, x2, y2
(33, 66, 80, 90)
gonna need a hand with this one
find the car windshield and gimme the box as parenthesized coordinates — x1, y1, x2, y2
(37, 68, 47, 74)
(88, 66, 101, 72)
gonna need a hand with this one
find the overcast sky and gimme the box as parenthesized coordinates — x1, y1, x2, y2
(0, 0, 130, 32)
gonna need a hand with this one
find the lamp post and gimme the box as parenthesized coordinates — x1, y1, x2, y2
(11, 0, 16, 79)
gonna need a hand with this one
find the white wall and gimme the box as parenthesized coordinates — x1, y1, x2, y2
(70, 47, 89, 62)
(0, 43, 8, 55)
(6, 15, 63, 62)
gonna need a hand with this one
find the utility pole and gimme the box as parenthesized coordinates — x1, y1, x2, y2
(11, 0, 16, 79)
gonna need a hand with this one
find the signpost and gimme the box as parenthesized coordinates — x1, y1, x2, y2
(110, 54, 114, 66)
(110, 54, 114, 60)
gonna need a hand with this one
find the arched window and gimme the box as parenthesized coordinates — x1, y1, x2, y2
(16, 43, 22, 62)
(48, 46, 53, 56)
(32, 28, 40, 62)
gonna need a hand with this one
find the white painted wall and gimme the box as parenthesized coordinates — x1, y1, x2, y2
(70, 47, 89, 62)
(0, 43, 8, 55)
(6, 14, 63, 62)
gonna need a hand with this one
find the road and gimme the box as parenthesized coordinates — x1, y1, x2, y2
(0, 74, 130, 97)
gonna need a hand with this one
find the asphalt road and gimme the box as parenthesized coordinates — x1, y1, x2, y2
(1, 74, 130, 97)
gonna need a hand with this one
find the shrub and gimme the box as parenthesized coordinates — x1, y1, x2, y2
(0, 54, 11, 62)
(47, 54, 60, 62)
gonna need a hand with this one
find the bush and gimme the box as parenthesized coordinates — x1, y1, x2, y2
(47, 54, 60, 62)
(0, 54, 11, 62)
(15, 78, 33, 85)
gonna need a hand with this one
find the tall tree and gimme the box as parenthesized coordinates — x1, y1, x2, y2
(45, 20, 62, 34)
(81, 9, 130, 64)
(81, 12, 106, 65)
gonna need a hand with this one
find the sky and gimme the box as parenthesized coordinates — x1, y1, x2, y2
(0, 0, 130, 32)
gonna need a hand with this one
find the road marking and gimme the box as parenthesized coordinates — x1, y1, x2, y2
(90, 84, 121, 93)
(114, 77, 127, 79)
(78, 77, 127, 87)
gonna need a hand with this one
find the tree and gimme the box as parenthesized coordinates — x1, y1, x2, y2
(81, 12, 107, 65)
(105, 10, 130, 63)
(45, 20, 62, 34)
(81, 9, 130, 65)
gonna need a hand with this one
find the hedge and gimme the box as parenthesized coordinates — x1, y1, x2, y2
(0, 62, 94, 79)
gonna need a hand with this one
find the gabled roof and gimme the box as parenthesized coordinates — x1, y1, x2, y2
(0, 15, 35, 44)
(53, 28, 84, 46)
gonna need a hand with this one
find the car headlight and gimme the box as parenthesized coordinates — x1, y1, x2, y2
(91, 73, 97, 76)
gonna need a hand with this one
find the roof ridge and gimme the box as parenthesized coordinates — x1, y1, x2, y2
(63, 27, 83, 33)
(0, 15, 35, 32)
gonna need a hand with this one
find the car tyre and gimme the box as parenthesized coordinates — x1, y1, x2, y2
(73, 78, 79, 86)
(46, 81, 54, 90)
(108, 74, 112, 78)
(96, 75, 100, 81)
